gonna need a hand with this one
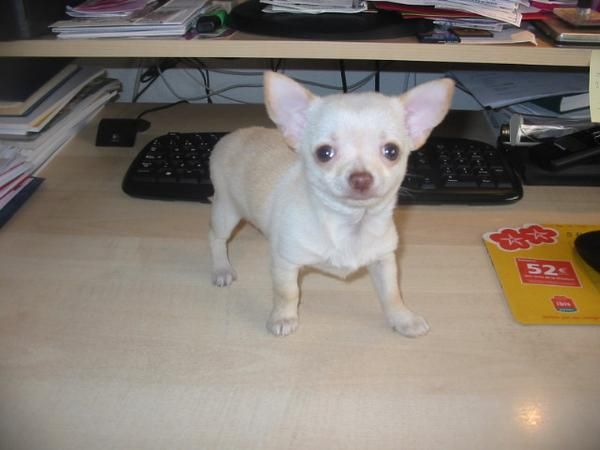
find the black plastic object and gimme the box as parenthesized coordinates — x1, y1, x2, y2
(96, 118, 149, 147)
(229, 0, 431, 40)
(504, 142, 600, 187)
(575, 230, 600, 273)
(529, 126, 600, 171)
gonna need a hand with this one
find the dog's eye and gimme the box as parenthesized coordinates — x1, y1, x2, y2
(382, 143, 400, 161)
(315, 145, 335, 162)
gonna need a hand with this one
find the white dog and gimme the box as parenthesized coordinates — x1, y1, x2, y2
(209, 71, 454, 337)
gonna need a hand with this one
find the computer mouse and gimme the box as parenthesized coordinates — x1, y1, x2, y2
(95, 118, 151, 147)
(574, 230, 600, 273)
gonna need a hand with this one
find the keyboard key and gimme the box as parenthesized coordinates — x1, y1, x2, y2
(157, 168, 177, 183)
(443, 175, 478, 188)
(403, 175, 422, 189)
(132, 168, 155, 183)
(478, 177, 496, 188)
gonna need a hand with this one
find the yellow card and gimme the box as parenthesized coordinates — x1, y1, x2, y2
(483, 224, 600, 325)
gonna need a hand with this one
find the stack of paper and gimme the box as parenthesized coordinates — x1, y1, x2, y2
(379, 0, 527, 26)
(51, 0, 209, 38)
(0, 66, 109, 136)
(1, 76, 122, 167)
(450, 69, 590, 120)
(0, 61, 122, 226)
(66, 0, 154, 18)
(0, 147, 37, 226)
(369, 1, 546, 44)
(0, 148, 33, 200)
(443, 0, 525, 26)
(261, 0, 368, 14)
(530, 0, 577, 11)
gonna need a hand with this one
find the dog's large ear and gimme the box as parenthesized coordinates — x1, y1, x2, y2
(399, 78, 455, 150)
(264, 71, 316, 150)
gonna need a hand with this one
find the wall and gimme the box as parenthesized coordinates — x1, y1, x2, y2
(99, 58, 482, 109)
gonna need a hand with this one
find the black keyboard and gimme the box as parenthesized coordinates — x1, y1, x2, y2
(400, 137, 522, 204)
(122, 132, 224, 202)
(122, 132, 522, 205)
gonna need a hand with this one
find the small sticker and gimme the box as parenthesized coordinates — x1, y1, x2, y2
(551, 295, 577, 313)
(485, 224, 558, 252)
(516, 258, 581, 287)
(519, 224, 559, 245)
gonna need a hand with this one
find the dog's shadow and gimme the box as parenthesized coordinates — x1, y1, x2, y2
(299, 266, 368, 284)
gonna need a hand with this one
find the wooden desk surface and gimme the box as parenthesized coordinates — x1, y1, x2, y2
(1, 104, 600, 450)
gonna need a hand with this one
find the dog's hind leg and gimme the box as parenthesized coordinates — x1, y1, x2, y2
(209, 192, 241, 287)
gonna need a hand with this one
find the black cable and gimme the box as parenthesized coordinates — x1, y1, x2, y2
(339, 60, 347, 93)
(140, 69, 157, 83)
(135, 100, 188, 121)
(204, 67, 212, 104)
(195, 66, 212, 103)
(270, 59, 283, 72)
(374, 61, 380, 92)
(134, 59, 178, 103)
(188, 58, 213, 104)
(133, 76, 158, 102)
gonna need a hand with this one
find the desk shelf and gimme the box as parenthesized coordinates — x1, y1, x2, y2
(0, 32, 592, 67)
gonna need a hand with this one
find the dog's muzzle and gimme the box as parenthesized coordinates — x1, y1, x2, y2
(348, 171, 374, 194)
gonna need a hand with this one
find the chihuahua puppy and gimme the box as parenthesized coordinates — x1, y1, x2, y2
(209, 71, 454, 337)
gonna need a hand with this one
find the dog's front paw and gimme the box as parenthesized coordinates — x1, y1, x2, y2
(388, 311, 430, 338)
(211, 267, 237, 287)
(267, 314, 299, 337)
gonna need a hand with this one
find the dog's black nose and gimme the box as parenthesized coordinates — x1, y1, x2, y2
(349, 171, 374, 193)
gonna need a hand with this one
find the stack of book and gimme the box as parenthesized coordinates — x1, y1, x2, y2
(0, 59, 121, 227)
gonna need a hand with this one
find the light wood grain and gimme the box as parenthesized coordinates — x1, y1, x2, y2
(1, 104, 599, 450)
(0, 32, 592, 67)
